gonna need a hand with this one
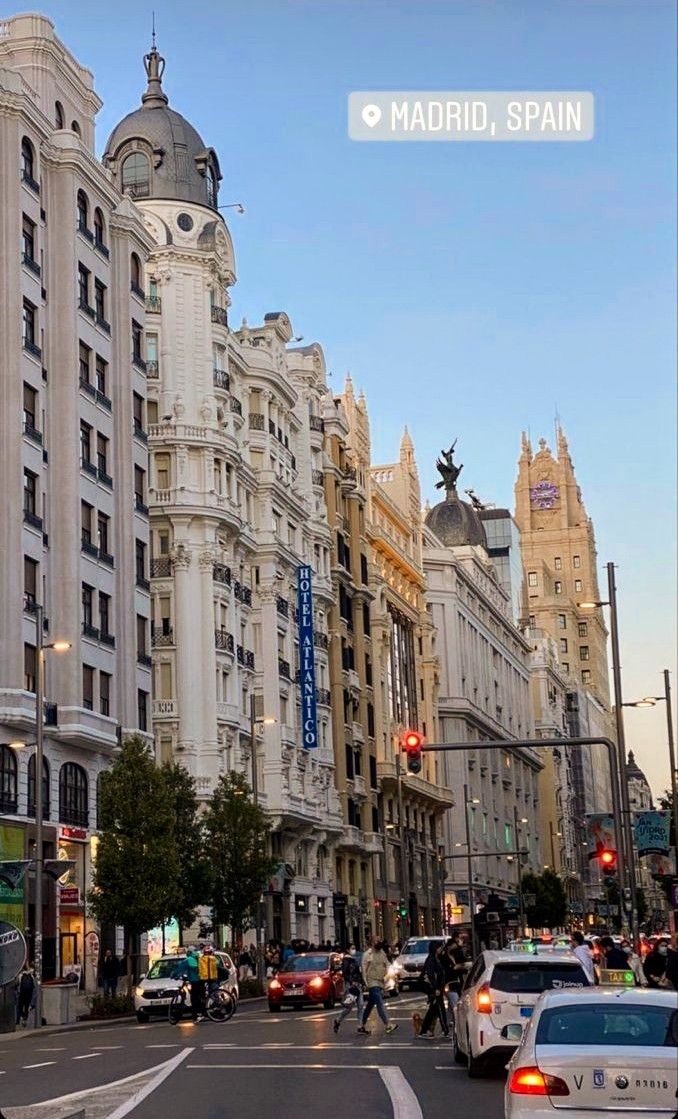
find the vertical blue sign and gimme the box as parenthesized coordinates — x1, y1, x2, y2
(297, 565, 318, 749)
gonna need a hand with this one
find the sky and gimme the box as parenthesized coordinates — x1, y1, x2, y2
(28, 0, 677, 796)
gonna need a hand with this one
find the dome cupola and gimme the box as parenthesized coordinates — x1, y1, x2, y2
(425, 440, 488, 549)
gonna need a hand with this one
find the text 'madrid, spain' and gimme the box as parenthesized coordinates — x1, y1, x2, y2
(297, 565, 318, 749)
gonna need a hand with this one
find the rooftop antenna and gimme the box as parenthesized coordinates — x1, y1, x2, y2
(151, 10, 156, 49)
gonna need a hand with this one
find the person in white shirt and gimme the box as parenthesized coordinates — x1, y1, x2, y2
(570, 931, 596, 984)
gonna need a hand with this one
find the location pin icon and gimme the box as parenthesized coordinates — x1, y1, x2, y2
(361, 103, 382, 129)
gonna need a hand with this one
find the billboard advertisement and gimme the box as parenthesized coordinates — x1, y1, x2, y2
(297, 565, 318, 749)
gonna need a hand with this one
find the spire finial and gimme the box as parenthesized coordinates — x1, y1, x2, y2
(151, 11, 156, 49)
(142, 24, 168, 108)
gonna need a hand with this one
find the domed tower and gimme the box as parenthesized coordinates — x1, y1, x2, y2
(424, 440, 488, 550)
(103, 43, 246, 790)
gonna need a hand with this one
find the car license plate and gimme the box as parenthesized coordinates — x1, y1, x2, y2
(520, 1007, 533, 1018)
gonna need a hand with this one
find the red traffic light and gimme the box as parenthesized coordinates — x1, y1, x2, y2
(401, 730, 424, 773)
(599, 849, 617, 869)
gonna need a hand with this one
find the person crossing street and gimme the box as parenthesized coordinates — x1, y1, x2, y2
(333, 949, 364, 1033)
(359, 941, 398, 1035)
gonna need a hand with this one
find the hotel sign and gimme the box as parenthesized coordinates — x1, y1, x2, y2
(297, 565, 318, 749)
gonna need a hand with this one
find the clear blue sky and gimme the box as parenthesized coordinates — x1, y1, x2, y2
(37, 0, 676, 795)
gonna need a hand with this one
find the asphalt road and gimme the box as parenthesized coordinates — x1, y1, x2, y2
(0, 994, 507, 1118)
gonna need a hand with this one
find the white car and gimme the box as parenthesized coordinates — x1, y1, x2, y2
(505, 987, 678, 1118)
(392, 936, 447, 990)
(454, 949, 591, 1077)
(134, 951, 238, 1022)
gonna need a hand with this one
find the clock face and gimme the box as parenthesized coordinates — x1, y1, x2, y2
(530, 480, 559, 509)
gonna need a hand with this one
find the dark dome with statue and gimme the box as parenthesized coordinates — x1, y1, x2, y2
(103, 43, 221, 210)
(425, 440, 488, 549)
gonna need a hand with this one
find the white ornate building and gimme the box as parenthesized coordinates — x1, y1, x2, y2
(102, 45, 342, 944)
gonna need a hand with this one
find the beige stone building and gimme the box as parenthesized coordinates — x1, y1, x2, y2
(0, 14, 152, 983)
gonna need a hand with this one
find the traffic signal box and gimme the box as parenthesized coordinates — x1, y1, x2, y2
(401, 730, 424, 774)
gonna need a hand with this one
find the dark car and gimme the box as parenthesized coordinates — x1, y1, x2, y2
(267, 952, 344, 1012)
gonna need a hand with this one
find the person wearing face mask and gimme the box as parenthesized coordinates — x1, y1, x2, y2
(643, 940, 669, 987)
(620, 939, 646, 986)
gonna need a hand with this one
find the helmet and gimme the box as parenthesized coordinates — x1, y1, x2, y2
(204, 944, 214, 954)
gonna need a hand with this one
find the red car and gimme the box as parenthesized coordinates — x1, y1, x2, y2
(267, 952, 344, 1012)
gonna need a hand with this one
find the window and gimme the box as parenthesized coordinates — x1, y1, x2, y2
(0, 746, 18, 814)
(100, 671, 111, 717)
(562, 662, 569, 674)
(133, 392, 144, 435)
(79, 341, 91, 385)
(527, 571, 537, 587)
(137, 614, 148, 656)
(157, 453, 170, 489)
(94, 279, 107, 323)
(59, 762, 89, 826)
(77, 189, 89, 232)
(99, 592, 111, 637)
(24, 556, 38, 606)
(578, 621, 588, 637)
(206, 164, 217, 207)
(22, 299, 37, 349)
(78, 264, 90, 307)
(23, 468, 37, 515)
(134, 465, 146, 509)
(137, 688, 149, 731)
(132, 320, 144, 363)
(554, 557, 562, 570)
(55, 101, 64, 129)
(582, 669, 591, 684)
(96, 355, 108, 396)
(574, 579, 582, 593)
(23, 383, 37, 433)
(557, 614, 566, 630)
(121, 152, 150, 197)
(93, 208, 105, 247)
(71, 120, 81, 137)
(81, 500, 93, 547)
(560, 639, 568, 653)
(82, 583, 94, 628)
(579, 646, 590, 661)
(28, 754, 49, 819)
(130, 253, 143, 295)
(82, 665, 94, 711)
(135, 539, 146, 584)
(554, 581, 562, 595)
(97, 512, 110, 556)
(96, 432, 109, 475)
(80, 421, 92, 465)
(22, 214, 36, 262)
(21, 137, 35, 183)
(573, 555, 581, 568)
(24, 643, 37, 691)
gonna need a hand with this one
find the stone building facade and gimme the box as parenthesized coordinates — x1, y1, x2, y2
(0, 14, 152, 985)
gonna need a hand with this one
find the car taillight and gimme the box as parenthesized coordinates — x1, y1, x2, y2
(476, 983, 492, 1013)
(508, 1067, 570, 1097)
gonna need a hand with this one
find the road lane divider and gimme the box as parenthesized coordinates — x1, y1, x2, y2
(379, 1067, 424, 1119)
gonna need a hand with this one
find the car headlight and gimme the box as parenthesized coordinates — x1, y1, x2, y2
(269, 979, 282, 991)
(309, 977, 325, 988)
(134, 986, 145, 998)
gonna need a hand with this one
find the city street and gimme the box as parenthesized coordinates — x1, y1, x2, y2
(0, 995, 506, 1118)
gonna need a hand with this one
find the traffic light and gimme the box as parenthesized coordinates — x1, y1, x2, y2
(401, 729, 424, 774)
(599, 848, 617, 873)
(398, 901, 408, 919)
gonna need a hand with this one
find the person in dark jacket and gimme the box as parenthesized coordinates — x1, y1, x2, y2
(664, 935, 678, 991)
(599, 936, 629, 970)
(101, 949, 119, 999)
(418, 943, 448, 1039)
(333, 951, 364, 1033)
(16, 963, 35, 1027)
(643, 942, 669, 987)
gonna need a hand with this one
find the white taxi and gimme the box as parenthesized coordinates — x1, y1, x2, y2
(453, 949, 591, 1077)
(505, 986, 678, 1118)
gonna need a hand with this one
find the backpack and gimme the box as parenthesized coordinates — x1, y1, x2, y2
(342, 955, 362, 987)
(19, 971, 34, 994)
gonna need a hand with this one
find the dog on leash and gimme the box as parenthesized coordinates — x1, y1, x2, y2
(412, 1011, 424, 1036)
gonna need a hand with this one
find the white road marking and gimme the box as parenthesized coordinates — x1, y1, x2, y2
(146, 1044, 181, 1048)
(24, 1048, 194, 1114)
(73, 1053, 101, 1060)
(434, 1066, 465, 1071)
(22, 1062, 55, 1069)
(92, 1044, 124, 1049)
(105, 1047, 194, 1119)
(36, 1047, 66, 1051)
(187, 1063, 384, 1069)
(380, 1067, 424, 1119)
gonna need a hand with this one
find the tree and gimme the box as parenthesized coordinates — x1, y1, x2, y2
(88, 736, 180, 992)
(161, 762, 211, 939)
(202, 771, 277, 948)
(520, 869, 568, 930)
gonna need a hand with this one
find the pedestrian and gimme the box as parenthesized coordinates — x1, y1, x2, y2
(643, 941, 669, 988)
(620, 939, 646, 987)
(101, 948, 119, 999)
(570, 931, 596, 985)
(359, 940, 397, 1035)
(184, 946, 202, 1021)
(599, 935, 628, 970)
(237, 946, 254, 981)
(281, 943, 295, 965)
(333, 949, 364, 1034)
(418, 942, 448, 1039)
(16, 962, 35, 1028)
(442, 936, 467, 1013)
(661, 934, 678, 991)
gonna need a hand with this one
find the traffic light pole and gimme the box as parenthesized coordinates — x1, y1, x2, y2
(396, 752, 410, 940)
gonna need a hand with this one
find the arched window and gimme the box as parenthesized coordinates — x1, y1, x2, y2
(55, 101, 65, 129)
(93, 207, 105, 247)
(28, 754, 50, 820)
(130, 252, 143, 295)
(59, 762, 89, 827)
(206, 165, 217, 207)
(0, 745, 18, 814)
(77, 189, 89, 232)
(121, 152, 150, 197)
(21, 137, 35, 182)
(71, 120, 81, 137)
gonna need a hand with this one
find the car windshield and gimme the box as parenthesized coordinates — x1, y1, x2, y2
(536, 1005, 678, 1047)
(490, 962, 588, 992)
(401, 940, 438, 955)
(146, 958, 185, 980)
(285, 955, 329, 972)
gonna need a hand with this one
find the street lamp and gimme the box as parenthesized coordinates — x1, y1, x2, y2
(578, 561, 638, 944)
(463, 784, 480, 958)
(623, 670, 678, 857)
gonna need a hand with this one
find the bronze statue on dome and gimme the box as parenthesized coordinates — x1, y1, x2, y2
(435, 440, 463, 496)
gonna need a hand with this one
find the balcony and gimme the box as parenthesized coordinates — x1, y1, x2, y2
(249, 412, 265, 431)
(137, 652, 152, 668)
(309, 415, 324, 433)
(80, 458, 96, 478)
(311, 469, 324, 487)
(213, 368, 230, 391)
(234, 581, 252, 606)
(77, 219, 94, 243)
(152, 626, 174, 647)
(316, 688, 331, 707)
(132, 354, 147, 372)
(23, 338, 42, 359)
(23, 509, 43, 531)
(82, 622, 99, 641)
(22, 253, 41, 277)
(342, 825, 365, 850)
(96, 314, 111, 334)
(136, 574, 150, 591)
(215, 629, 235, 653)
(213, 562, 231, 587)
(133, 419, 148, 443)
(151, 556, 171, 578)
(130, 281, 145, 300)
(314, 631, 329, 650)
(81, 538, 98, 559)
(352, 721, 365, 744)
(146, 296, 161, 313)
(97, 467, 113, 488)
(276, 596, 289, 618)
(99, 550, 114, 568)
(100, 631, 115, 648)
(364, 832, 384, 854)
(123, 181, 149, 199)
(94, 238, 109, 260)
(278, 657, 291, 680)
(79, 376, 96, 399)
(23, 421, 43, 446)
(146, 360, 159, 380)
(211, 305, 228, 328)
(21, 168, 40, 194)
(229, 395, 242, 416)
(245, 649, 255, 669)
(353, 774, 367, 798)
(96, 389, 112, 411)
(152, 699, 178, 718)
(78, 297, 96, 320)
(135, 496, 149, 516)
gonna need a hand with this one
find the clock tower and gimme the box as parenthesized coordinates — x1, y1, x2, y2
(514, 427, 610, 709)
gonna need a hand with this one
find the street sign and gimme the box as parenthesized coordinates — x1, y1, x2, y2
(0, 921, 26, 986)
(59, 886, 80, 906)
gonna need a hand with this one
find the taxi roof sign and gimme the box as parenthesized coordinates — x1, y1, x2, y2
(598, 968, 635, 987)
(509, 940, 537, 954)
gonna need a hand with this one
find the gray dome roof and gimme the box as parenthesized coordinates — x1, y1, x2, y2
(103, 47, 221, 210)
(426, 491, 488, 549)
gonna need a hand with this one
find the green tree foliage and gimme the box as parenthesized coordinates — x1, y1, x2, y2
(521, 868, 568, 930)
(202, 771, 277, 946)
(161, 762, 211, 937)
(88, 736, 180, 990)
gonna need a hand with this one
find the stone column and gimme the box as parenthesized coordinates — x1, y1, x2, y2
(172, 543, 196, 772)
